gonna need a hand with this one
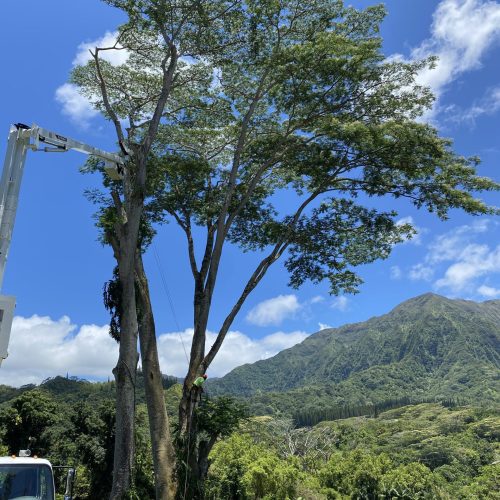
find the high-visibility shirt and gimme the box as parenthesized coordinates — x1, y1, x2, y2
(193, 376, 206, 387)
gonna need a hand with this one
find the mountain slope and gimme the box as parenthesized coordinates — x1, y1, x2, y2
(210, 293, 500, 410)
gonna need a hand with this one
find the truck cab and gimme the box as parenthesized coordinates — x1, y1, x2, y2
(0, 456, 55, 500)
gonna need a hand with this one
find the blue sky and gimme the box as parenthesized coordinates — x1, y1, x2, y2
(0, 0, 498, 385)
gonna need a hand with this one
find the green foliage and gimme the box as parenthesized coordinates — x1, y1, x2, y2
(76, 0, 499, 307)
(320, 450, 392, 498)
(70, 400, 116, 498)
(103, 266, 122, 342)
(458, 465, 500, 499)
(206, 434, 301, 500)
(0, 390, 57, 455)
(380, 462, 446, 499)
(127, 405, 155, 500)
(0, 389, 156, 499)
(196, 396, 248, 439)
(241, 453, 299, 500)
(206, 403, 498, 499)
(0, 378, 496, 499)
(175, 396, 249, 499)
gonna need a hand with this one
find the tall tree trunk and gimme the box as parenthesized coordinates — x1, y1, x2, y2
(177, 299, 210, 497)
(110, 245, 139, 500)
(135, 252, 177, 499)
(179, 286, 210, 436)
(178, 391, 204, 500)
(109, 172, 145, 499)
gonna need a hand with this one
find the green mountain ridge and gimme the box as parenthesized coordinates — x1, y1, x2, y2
(210, 293, 500, 413)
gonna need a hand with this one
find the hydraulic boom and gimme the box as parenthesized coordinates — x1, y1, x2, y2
(0, 123, 125, 364)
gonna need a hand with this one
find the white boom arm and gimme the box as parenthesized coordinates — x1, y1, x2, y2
(0, 123, 125, 364)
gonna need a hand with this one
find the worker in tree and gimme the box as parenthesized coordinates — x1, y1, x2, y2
(192, 374, 208, 401)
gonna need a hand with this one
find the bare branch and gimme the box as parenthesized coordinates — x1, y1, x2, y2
(142, 44, 178, 157)
(170, 209, 200, 279)
(91, 48, 127, 149)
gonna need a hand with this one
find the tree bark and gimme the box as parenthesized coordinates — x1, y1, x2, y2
(109, 166, 145, 499)
(135, 251, 177, 499)
(197, 436, 217, 482)
(110, 242, 140, 500)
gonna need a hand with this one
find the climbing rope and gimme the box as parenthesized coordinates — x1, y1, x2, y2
(183, 398, 195, 499)
(151, 242, 194, 499)
(152, 242, 189, 365)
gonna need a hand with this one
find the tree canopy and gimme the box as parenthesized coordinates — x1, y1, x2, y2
(71, 0, 499, 496)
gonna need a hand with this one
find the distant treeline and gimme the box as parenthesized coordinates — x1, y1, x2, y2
(292, 397, 467, 427)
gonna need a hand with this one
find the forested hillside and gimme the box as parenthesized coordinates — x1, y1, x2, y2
(0, 384, 497, 499)
(206, 403, 499, 499)
(0, 293, 498, 497)
(210, 293, 500, 415)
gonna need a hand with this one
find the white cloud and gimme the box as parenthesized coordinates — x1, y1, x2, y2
(73, 31, 129, 67)
(407, 0, 500, 120)
(318, 322, 332, 330)
(406, 220, 500, 295)
(55, 83, 99, 128)
(409, 263, 435, 281)
(331, 296, 349, 311)
(477, 284, 500, 298)
(246, 294, 300, 326)
(390, 266, 402, 280)
(426, 219, 490, 264)
(310, 295, 324, 304)
(157, 328, 309, 377)
(0, 315, 118, 387)
(0, 314, 311, 385)
(55, 31, 129, 127)
(446, 86, 500, 124)
(434, 243, 500, 292)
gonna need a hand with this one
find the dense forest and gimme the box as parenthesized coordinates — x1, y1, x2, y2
(0, 379, 497, 499)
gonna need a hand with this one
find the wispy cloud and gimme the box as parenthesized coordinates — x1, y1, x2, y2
(331, 296, 349, 312)
(409, 263, 434, 282)
(310, 295, 324, 304)
(445, 86, 500, 125)
(434, 243, 500, 292)
(477, 285, 500, 298)
(407, 220, 500, 295)
(246, 294, 300, 326)
(398, 0, 500, 121)
(426, 219, 490, 264)
(390, 266, 402, 280)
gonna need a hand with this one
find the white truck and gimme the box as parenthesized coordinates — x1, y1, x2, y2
(0, 455, 75, 500)
(0, 123, 125, 499)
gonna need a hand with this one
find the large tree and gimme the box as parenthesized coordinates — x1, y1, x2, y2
(74, 0, 240, 497)
(73, 0, 499, 498)
(147, 0, 498, 478)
